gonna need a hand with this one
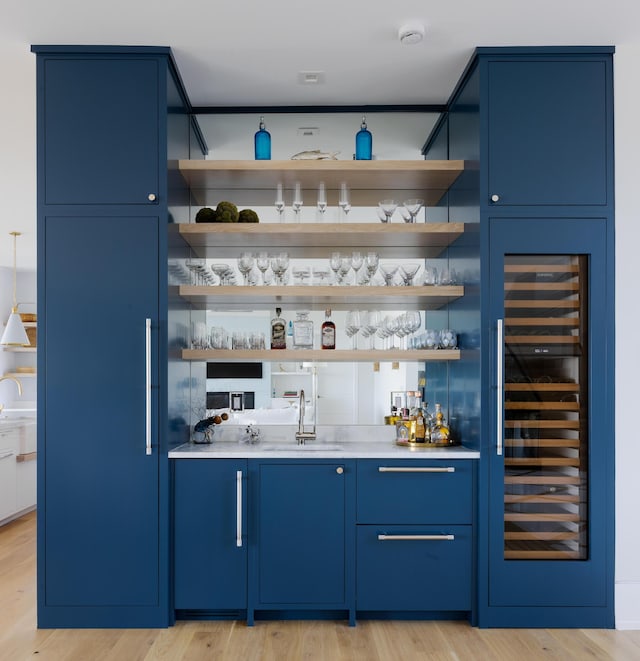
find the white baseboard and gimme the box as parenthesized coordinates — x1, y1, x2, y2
(616, 582, 640, 629)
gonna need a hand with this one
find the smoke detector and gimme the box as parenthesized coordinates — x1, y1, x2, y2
(398, 23, 425, 45)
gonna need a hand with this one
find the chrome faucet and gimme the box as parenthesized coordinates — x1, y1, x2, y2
(0, 375, 23, 415)
(295, 389, 316, 445)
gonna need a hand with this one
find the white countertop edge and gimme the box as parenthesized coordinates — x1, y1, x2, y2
(169, 441, 480, 459)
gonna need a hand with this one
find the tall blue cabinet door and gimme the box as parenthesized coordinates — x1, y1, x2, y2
(40, 56, 159, 205)
(486, 56, 612, 208)
(483, 217, 614, 627)
(174, 460, 247, 611)
(41, 215, 162, 625)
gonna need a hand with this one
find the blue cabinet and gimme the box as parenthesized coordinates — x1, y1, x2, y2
(33, 46, 180, 628)
(249, 460, 356, 624)
(174, 460, 247, 612)
(483, 50, 613, 210)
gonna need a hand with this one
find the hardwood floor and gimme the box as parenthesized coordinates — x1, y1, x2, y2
(2, 512, 640, 661)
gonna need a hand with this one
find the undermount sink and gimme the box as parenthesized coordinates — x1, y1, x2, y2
(261, 443, 343, 452)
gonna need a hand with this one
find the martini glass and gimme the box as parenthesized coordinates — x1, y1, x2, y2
(379, 262, 400, 286)
(399, 262, 421, 286)
(402, 198, 424, 223)
(378, 199, 397, 223)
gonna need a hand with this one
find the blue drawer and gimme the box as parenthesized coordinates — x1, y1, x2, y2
(356, 459, 473, 524)
(356, 524, 472, 611)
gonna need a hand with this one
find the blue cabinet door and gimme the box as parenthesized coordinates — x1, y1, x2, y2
(480, 217, 614, 627)
(486, 56, 612, 208)
(250, 461, 354, 610)
(39, 56, 160, 205)
(174, 460, 247, 611)
(40, 215, 163, 625)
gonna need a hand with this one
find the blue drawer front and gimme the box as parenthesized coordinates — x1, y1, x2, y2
(357, 460, 473, 524)
(357, 525, 472, 611)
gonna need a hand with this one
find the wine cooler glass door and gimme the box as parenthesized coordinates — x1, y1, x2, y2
(488, 218, 612, 609)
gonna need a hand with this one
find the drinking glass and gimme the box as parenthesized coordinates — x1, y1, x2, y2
(399, 262, 421, 286)
(317, 181, 327, 220)
(256, 251, 270, 284)
(364, 310, 381, 349)
(379, 262, 400, 286)
(424, 328, 440, 349)
(345, 310, 361, 349)
(403, 198, 424, 223)
(378, 199, 397, 223)
(365, 251, 379, 285)
(338, 183, 351, 221)
(211, 263, 233, 285)
(351, 251, 363, 283)
(275, 183, 285, 223)
(312, 265, 330, 285)
(338, 254, 352, 285)
(439, 329, 458, 349)
(237, 252, 255, 285)
(329, 251, 342, 285)
(292, 265, 311, 285)
(292, 182, 303, 223)
(270, 252, 289, 285)
(405, 311, 422, 347)
(423, 265, 438, 285)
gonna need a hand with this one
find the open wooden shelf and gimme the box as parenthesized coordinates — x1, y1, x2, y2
(176, 159, 467, 207)
(175, 284, 464, 311)
(176, 221, 466, 259)
(181, 348, 460, 363)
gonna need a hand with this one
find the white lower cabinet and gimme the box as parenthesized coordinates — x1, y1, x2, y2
(0, 422, 36, 525)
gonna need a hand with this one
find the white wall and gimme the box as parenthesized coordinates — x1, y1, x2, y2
(613, 44, 640, 630)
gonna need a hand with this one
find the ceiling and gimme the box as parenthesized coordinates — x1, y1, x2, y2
(1, 0, 639, 268)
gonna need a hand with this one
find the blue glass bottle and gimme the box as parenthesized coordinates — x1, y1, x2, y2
(254, 116, 271, 160)
(355, 115, 372, 160)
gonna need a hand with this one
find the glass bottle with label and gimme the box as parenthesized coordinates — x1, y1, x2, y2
(292, 311, 314, 349)
(321, 309, 336, 350)
(270, 307, 286, 350)
(431, 403, 450, 443)
(254, 116, 271, 160)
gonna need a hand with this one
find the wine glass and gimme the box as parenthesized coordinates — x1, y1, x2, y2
(256, 251, 270, 284)
(379, 262, 400, 286)
(292, 181, 303, 223)
(345, 310, 361, 350)
(275, 183, 285, 223)
(364, 310, 381, 349)
(378, 199, 397, 223)
(350, 251, 363, 283)
(317, 181, 327, 220)
(329, 251, 342, 285)
(270, 252, 289, 285)
(365, 251, 379, 285)
(402, 198, 424, 223)
(399, 262, 421, 286)
(237, 252, 255, 285)
(338, 254, 352, 285)
(338, 183, 351, 220)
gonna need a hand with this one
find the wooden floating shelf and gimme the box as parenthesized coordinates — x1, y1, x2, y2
(504, 402, 580, 411)
(505, 550, 580, 560)
(505, 383, 579, 392)
(175, 284, 464, 311)
(176, 159, 467, 207)
(181, 349, 460, 363)
(175, 222, 466, 259)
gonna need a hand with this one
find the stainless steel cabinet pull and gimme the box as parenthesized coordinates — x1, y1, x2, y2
(496, 318, 504, 456)
(236, 470, 243, 548)
(378, 466, 455, 473)
(145, 318, 152, 456)
(378, 534, 455, 541)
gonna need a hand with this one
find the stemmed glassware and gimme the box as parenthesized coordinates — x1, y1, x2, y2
(270, 252, 289, 285)
(292, 182, 303, 223)
(365, 251, 379, 285)
(402, 198, 424, 223)
(329, 251, 342, 285)
(275, 183, 285, 223)
(363, 310, 381, 349)
(350, 251, 363, 283)
(379, 262, 400, 286)
(399, 262, 421, 286)
(345, 310, 361, 349)
(378, 199, 397, 223)
(256, 251, 270, 284)
(186, 257, 214, 285)
(237, 252, 255, 285)
(317, 182, 327, 220)
(338, 183, 351, 220)
(211, 263, 234, 285)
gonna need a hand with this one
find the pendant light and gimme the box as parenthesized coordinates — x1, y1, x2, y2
(1, 231, 29, 346)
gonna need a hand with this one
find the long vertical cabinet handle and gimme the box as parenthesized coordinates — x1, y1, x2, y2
(236, 470, 243, 548)
(145, 318, 152, 456)
(496, 318, 504, 456)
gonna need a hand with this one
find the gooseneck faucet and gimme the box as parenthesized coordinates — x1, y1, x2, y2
(0, 375, 23, 415)
(295, 389, 316, 445)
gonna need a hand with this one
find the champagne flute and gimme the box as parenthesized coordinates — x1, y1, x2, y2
(275, 183, 285, 223)
(292, 181, 303, 223)
(338, 182, 351, 221)
(317, 181, 327, 220)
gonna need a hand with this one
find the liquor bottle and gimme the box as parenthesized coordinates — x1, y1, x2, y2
(286, 320, 294, 350)
(355, 115, 372, 160)
(292, 311, 313, 349)
(321, 308, 336, 350)
(254, 116, 271, 160)
(270, 307, 286, 350)
(431, 403, 451, 443)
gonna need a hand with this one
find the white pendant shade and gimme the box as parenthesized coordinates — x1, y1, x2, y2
(1, 310, 29, 346)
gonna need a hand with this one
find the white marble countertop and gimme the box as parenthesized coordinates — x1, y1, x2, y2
(169, 439, 480, 459)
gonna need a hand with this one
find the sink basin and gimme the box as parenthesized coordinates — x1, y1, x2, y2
(261, 443, 343, 452)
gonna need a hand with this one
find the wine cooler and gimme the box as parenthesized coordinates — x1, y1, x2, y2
(485, 218, 613, 622)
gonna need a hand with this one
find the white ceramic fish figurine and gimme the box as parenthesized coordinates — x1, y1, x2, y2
(291, 150, 340, 160)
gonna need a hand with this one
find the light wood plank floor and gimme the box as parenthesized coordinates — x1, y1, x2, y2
(2, 511, 640, 661)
